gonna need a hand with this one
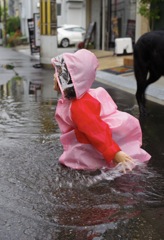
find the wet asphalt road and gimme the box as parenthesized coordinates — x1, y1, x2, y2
(0, 46, 164, 240)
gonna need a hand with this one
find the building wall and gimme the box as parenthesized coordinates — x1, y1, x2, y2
(90, 0, 101, 49)
(19, 0, 39, 39)
(85, 0, 137, 50)
(66, 2, 85, 26)
(86, 0, 91, 27)
(110, 0, 136, 42)
(8, 0, 15, 16)
(57, 0, 86, 28)
(135, 1, 149, 41)
(154, 2, 164, 30)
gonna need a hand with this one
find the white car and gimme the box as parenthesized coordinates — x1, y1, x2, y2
(57, 25, 86, 48)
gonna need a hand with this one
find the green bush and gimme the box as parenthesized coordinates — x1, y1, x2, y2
(6, 17, 23, 47)
(6, 16, 20, 34)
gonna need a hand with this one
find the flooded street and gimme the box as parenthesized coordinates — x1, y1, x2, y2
(0, 47, 164, 240)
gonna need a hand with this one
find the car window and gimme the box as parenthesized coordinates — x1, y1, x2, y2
(64, 27, 85, 32)
(73, 27, 85, 32)
(64, 28, 74, 32)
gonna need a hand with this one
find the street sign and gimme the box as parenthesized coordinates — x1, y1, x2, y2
(34, 13, 40, 47)
(27, 18, 40, 55)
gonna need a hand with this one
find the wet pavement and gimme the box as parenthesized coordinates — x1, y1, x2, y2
(0, 46, 164, 240)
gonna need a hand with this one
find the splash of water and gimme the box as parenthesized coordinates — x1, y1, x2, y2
(52, 159, 148, 188)
(83, 159, 147, 187)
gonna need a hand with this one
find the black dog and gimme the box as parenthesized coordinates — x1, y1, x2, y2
(133, 30, 164, 116)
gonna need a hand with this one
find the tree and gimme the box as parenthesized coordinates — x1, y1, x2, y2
(138, 0, 164, 30)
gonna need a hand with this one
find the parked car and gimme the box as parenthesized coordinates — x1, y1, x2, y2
(57, 25, 86, 48)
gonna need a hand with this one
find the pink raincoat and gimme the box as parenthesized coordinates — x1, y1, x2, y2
(51, 49, 151, 170)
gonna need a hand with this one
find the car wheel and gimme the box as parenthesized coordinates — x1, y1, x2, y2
(61, 38, 69, 48)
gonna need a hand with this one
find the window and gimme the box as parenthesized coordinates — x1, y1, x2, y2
(65, 27, 85, 32)
(57, 3, 61, 16)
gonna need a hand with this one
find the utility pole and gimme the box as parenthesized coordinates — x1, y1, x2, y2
(40, 0, 57, 67)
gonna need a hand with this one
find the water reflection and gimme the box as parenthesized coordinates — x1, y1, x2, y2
(0, 77, 164, 239)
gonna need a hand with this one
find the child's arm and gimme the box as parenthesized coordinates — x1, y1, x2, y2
(71, 95, 135, 172)
(71, 93, 121, 163)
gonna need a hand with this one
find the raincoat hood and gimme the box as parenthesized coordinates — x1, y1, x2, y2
(51, 49, 99, 99)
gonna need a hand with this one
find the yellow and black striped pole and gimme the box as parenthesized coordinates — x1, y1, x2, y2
(40, 0, 57, 66)
(40, 0, 57, 36)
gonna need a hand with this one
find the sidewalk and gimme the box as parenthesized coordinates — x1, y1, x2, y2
(14, 45, 164, 105)
(91, 49, 164, 105)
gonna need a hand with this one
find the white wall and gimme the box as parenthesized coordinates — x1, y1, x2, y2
(19, 0, 39, 40)
(57, 0, 86, 28)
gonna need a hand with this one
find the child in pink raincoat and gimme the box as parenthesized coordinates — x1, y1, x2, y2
(51, 49, 151, 171)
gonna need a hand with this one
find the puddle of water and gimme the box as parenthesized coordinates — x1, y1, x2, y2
(0, 77, 164, 239)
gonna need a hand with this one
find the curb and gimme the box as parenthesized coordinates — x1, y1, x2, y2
(96, 71, 164, 105)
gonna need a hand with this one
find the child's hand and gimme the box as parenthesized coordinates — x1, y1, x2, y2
(114, 151, 135, 173)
